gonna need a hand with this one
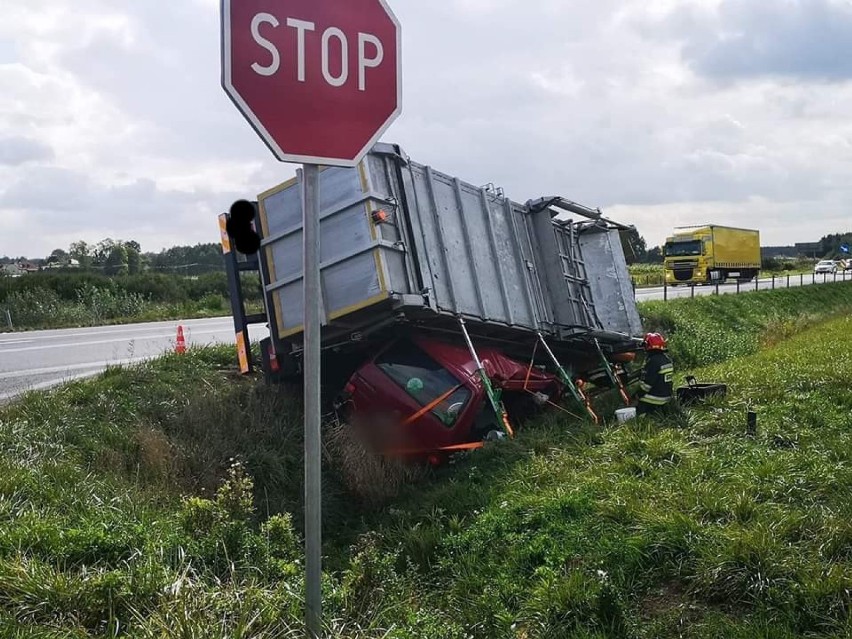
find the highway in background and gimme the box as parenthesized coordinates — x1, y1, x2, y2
(634, 271, 847, 302)
(1, 273, 847, 401)
(0, 318, 268, 401)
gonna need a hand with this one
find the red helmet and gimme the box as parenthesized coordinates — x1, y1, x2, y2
(644, 333, 667, 351)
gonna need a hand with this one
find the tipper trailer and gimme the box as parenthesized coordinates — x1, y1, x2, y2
(221, 143, 644, 458)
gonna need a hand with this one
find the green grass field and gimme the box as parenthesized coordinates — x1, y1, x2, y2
(0, 284, 849, 637)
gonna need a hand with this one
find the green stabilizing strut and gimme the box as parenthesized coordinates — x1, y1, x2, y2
(458, 317, 514, 437)
(477, 369, 504, 418)
(593, 339, 618, 386)
(594, 338, 631, 405)
(536, 333, 584, 408)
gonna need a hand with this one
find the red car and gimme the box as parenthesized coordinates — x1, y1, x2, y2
(339, 335, 563, 461)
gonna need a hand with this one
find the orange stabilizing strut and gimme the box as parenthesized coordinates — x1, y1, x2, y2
(594, 339, 631, 407)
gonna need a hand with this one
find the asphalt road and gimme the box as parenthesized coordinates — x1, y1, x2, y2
(1, 272, 847, 401)
(0, 317, 269, 401)
(634, 271, 848, 302)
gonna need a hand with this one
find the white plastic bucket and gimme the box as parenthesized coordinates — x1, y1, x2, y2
(615, 407, 637, 423)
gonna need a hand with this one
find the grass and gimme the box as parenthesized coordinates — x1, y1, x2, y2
(628, 262, 821, 288)
(639, 280, 852, 368)
(0, 285, 850, 637)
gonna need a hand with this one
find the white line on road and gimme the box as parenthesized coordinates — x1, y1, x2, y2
(0, 329, 226, 354)
(0, 318, 234, 343)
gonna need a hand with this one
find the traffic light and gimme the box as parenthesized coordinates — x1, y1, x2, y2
(226, 200, 261, 255)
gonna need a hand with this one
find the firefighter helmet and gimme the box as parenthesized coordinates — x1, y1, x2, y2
(644, 333, 667, 351)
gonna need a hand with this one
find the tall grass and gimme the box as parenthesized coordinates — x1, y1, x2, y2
(0, 287, 850, 637)
(639, 280, 852, 368)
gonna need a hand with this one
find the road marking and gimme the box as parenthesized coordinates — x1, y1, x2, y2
(0, 318, 235, 342)
(0, 329, 226, 354)
(0, 339, 34, 345)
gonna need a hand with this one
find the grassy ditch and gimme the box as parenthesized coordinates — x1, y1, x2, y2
(639, 280, 852, 368)
(0, 288, 850, 637)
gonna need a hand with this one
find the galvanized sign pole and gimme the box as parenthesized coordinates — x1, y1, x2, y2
(302, 164, 322, 638)
(221, 2, 401, 635)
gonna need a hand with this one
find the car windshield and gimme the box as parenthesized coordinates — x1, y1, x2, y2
(376, 341, 471, 428)
(665, 240, 702, 257)
(818, 261, 834, 266)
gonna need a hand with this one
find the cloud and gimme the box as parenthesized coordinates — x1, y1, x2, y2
(650, 0, 852, 81)
(1, 0, 851, 258)
(0, 137, 54, 165)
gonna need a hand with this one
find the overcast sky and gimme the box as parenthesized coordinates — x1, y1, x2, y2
(2, 0, 852, 258)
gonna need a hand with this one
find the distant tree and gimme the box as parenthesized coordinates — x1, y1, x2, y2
(104, 244, 129, 276)
(146, 243, 225, 275)
(93, 239, 120, 267)
(69, 241, 92, 270)
(619, 228, 648, 264)
(818, 232, 852, 258)
(47, 248, 68, 264)
(126, 244, 142, 275)
(646, 246, 664, 264)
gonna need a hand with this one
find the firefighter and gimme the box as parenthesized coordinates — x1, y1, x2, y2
(636, 333, 674, 415)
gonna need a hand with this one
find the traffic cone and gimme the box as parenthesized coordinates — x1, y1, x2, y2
(175, 325, 187, 354)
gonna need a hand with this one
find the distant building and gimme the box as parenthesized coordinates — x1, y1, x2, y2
(43, 257, 80, 270)
(0, 261, 39, 277)
(794, 242, 822, 258)
(0, 264, 23, 277)
(761, 246, 797, 259)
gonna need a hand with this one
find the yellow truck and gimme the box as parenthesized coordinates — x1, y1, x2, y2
(664, 226, 761, 285)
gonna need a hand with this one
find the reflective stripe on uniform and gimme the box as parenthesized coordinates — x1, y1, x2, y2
(639, 394, 672, 406)
(639, 382, 652, 392)
(659, 364, 674, 373)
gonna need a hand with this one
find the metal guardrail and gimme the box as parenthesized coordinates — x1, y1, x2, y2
(633, 269, 851, 302)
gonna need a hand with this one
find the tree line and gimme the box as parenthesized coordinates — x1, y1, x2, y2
(1, 240, 225, 277)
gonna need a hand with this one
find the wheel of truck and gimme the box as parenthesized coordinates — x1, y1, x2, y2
(737, 269, 757, 283)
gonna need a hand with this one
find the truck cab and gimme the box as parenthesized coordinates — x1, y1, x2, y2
(340, 336, 562, 458)
(664, 232, 712, 285)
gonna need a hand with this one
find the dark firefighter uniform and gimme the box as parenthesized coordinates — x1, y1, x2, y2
(636, 338, 674, 415)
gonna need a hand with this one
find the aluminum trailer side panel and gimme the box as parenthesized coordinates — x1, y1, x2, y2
(256, 143, 641, 351)
(258, 162, 404, 340)
(577, 226, 643, 337)
(400, 160, 544, 331)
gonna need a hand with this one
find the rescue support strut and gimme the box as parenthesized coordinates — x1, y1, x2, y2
(457, 317, 515, 438)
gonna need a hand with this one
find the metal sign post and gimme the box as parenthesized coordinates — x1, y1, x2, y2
(302, 164, 322, 638)
(221, 2, 401, 634)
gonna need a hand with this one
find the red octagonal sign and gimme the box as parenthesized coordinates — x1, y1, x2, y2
(222, 0, 401, 167)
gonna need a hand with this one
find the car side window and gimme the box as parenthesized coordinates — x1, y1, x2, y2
(376, 341, 471, 427)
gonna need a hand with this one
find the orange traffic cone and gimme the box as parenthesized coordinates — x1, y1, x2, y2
(175, 325, 187, 354)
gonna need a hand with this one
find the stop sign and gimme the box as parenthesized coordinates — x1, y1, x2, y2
(222, 0, 401, 167)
